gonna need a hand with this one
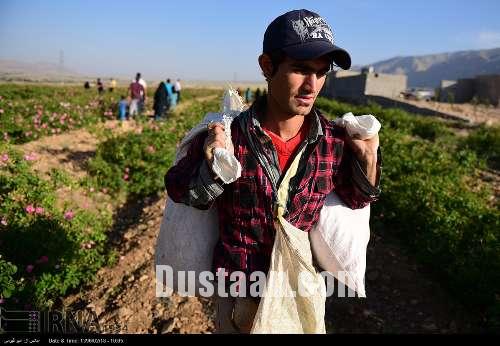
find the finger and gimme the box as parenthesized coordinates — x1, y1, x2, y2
(207, 140, 226, 152)
(211, 126, 226, 136)
(207, 126, 225, 141)
(207, 122, 225, 131)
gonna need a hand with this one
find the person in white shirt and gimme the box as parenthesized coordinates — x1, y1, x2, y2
(174, 78, 182, 103)
(132, 73, 147, 113)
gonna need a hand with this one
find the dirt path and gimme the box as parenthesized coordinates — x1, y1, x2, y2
(392, 97, 500, 126)
(16, 94, 486, 334)
(326, 231, 484, 333)
(62, 192, 215, 334)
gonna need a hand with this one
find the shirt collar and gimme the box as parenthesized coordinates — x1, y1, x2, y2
(246, 97, 323, 143)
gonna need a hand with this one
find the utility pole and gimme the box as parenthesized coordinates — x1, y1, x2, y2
(59, 50, 64, 72)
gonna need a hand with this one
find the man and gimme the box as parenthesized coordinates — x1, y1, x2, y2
(164, 78, 176, 111)
(109, 78, 117, 92)
(174, 78, 182, 103)
(165, 9, 381, 333)
(133, 72, 147, 113)
(128, 74, 144, 118)
(96, 78, 104, 94)
(245, 87, 253, 104)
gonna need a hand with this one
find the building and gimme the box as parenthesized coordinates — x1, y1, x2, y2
(439, 74, 500, 106)
(320, 68, 407, 102)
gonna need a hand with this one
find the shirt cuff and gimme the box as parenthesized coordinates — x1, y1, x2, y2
(351, 147, 382, 199)
(199, 160, 224, 198)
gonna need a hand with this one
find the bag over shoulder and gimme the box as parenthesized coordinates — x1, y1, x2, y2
(155, 88, 245, 297)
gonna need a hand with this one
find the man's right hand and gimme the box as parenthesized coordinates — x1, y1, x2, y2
(203, 122, 232, 166)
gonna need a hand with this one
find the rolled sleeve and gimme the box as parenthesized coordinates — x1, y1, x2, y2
(335, 145, 383, 209)
(165, 132, 224, 210)
(187, 160, 224, 207)
(351, 146, 382, 200)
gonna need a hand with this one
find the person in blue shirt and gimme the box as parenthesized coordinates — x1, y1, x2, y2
(118, 96, 128, 121)
(164, 78, 176, 112)
(244, 87, 253, 103)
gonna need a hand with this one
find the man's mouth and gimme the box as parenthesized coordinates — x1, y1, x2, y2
(295, 94, 314, 105)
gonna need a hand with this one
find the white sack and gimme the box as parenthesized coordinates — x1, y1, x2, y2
(155, 88, 245, 297)
(309, 112, 381, 297)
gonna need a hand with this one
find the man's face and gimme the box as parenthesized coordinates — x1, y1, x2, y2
(268, 55, 331, 117)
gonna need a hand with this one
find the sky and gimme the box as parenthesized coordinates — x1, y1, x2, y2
(1, 0, 500, 82)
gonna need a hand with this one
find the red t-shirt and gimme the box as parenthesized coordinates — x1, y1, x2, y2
(263, 117, 310, 173)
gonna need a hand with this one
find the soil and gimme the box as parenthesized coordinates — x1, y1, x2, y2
(395, 98, 500, 126)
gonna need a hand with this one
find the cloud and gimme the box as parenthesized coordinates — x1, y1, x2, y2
(477, 31, 500, 48)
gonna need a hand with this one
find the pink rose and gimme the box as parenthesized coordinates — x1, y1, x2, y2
(25, 204, 35, 214)
(26, 264, 34, 273)
(24, 153, 37, 161)
(64, 210, 74, 221)
(1, 217, 7, 226)
(123, 174, 129, 181)
(35, 207, 44, 215)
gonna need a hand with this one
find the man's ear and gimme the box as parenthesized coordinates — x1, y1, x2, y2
(258, 54, 273, 80)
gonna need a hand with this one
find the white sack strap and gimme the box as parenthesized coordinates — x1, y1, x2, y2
(251, 146, 326, 334)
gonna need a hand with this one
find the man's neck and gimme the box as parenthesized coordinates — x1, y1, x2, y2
(261, 97, 308, 141)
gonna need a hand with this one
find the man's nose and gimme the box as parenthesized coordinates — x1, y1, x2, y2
(303, 73, 317, 92)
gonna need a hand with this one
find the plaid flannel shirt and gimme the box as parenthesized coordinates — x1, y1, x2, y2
(165, 99, 382, 278)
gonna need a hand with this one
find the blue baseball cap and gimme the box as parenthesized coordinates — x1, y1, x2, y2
(263, 9, 351, 70)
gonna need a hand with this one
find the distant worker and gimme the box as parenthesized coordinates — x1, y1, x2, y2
(165, 78, 175, 112)
(134, 73, 147, 113)
(254, 87, 261, 101)
(244, 87, 253, 104)
(153, 81, 169, 121)
(109, 78, 117, 92)
(174, 78, 182, 103)
(128, 74, 145, 118)
(97, 78, 104, 94)
(84, 81, 90, 89)
(118, 95, 128, 121)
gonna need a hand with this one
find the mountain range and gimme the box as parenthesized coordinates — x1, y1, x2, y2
(356, 47, 500, 88)
(2, 47, 500, 87)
